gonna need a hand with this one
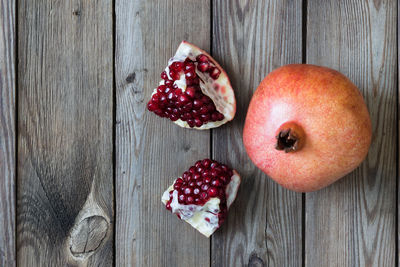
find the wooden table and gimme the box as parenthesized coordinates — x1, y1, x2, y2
(0, 0, 397, 266)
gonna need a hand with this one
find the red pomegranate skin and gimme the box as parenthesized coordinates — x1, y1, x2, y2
(243, 64, 372, 192)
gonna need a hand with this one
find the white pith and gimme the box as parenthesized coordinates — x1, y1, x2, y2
(152, 41, 235, 130)
(161, 170, 241, 237)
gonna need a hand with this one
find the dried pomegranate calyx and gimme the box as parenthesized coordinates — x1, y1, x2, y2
(275, 122, 306, 153)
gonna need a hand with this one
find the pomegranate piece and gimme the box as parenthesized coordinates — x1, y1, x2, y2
(147, 41, 236, 129)
(161, 159, 241, 237)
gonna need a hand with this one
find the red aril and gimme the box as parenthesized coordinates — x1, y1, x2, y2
(147, 41, 236, 129)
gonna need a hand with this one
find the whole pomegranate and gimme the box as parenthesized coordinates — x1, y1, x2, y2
(243, 64, 371, 192)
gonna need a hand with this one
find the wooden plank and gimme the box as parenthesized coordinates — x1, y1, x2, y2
(115, 0, 211, 266)
(17, 1, 113, 266)
(0, 0, 16, 265)
(305, 0, 397, 266)
(211, 1, 303, 266)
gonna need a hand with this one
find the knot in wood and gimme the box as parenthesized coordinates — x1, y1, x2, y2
(248, 253, 265, 267)
(69, 215, 108, 257)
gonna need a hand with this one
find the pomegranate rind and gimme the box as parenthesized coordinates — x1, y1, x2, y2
(153, 41, 236, 130)
(161, 170, 241, 237)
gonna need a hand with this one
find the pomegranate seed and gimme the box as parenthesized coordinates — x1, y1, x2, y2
(184, 62, 195, 73)
(161, 71, 168, 80)
(211, 179, 221, 187)
(211, 112, 219, 121)
(201, 95, 211, 104)
(200, 192, 208, 199)
(159, 94, 167, 104)
(202, 159, 211, 168)
(211, 170, 218, 177)
(164, 87, 172, 94)
(186, 196, 194, 204)
(165, 80, 173, 87)
(169, 70, 180, 81)
(193, 173, 201, 180)
(198, 62, 209, 72)
(157, 85, 166, 93)
(167, 92, 175, 101)
(195, 161, 202, 168)
(188, 181, 195, 187)
(147, 102, 158, 111)
(196, 180, 203, 186)
(199, 106, 209, 115)
(193, 99, 203, 109)
(197, 54, 209, 63)
(171, 61, 183, 72)
(183, 113, 192, 120)
(217, 112, 224, 120)
(187, 77, 200, 85)
(185, 71, 195, 79)
(207, 103, 215, 112)
(202, 170, 210, 177)
(178, 95, 190, 105)
(210, 162, 218, 169)
(200, 114, 210, 122)
(191, 109, 200, 118)
(208, 187, 218, 197)
(183, 102, 193, 112)
(187, 119, 195, 127)
(178, 194, 185, 203)
(210, 67, 221, 79)
(151, 94, 159, 102)
(174, 89, 183, 95)
(185, 86, 197, 98)
(201, 183, 209, 191)
(170, 114, 178, 121)
(193, 188, 200, 195)
(194, 119, 203, 127)
(189, 166, 196, 174)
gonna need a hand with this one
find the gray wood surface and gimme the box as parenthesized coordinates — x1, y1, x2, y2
(305, 0, 397, 266)
(0, 0, 15, 266)
(17, 1, 114, 266)
(0, 0, 397, 266)
(211, 1, 303, 266)
(115, 1, 211, 266)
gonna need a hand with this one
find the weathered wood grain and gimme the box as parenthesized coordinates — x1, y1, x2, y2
(305, 0, 397, 266)
(211, 1, 303, 266)
(17, 0, 113, 266)
(0, 0, 15, 265)
(115, 0, 211, 266)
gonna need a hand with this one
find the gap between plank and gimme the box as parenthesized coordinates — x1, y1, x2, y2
(396, 1, 399, 266)
(112, 0, 117, 265)
(301, 0, 307, 266)
(15, 0, 19, 264)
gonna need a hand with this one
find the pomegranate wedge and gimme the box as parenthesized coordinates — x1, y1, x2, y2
(161, 159, 241, 237)
(147, 41, 236, 129)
